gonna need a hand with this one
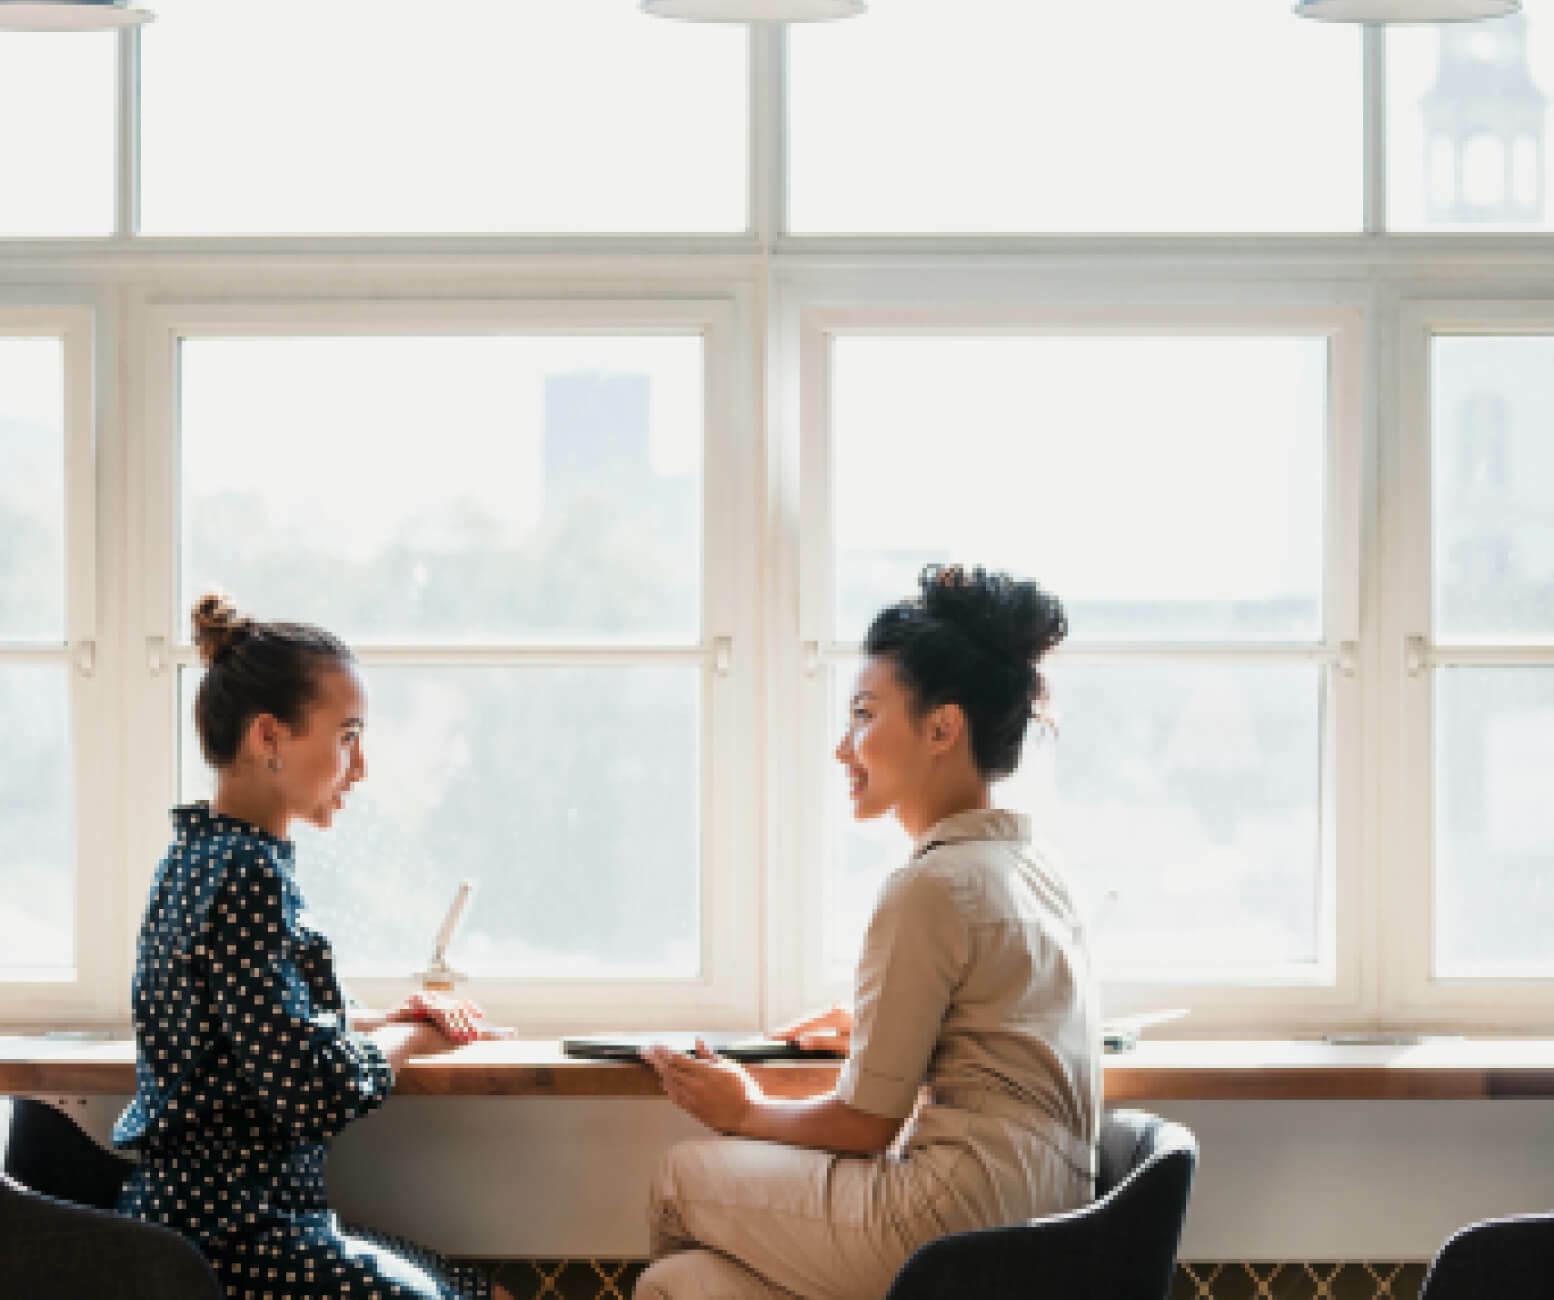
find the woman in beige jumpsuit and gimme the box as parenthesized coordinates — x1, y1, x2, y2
(639, 564, 1102, 1299)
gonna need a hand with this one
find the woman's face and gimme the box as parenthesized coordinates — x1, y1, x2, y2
(834, 656, 935, 822)
(274, 663, 368, 831)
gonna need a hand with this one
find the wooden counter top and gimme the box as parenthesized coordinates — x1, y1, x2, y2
(5, 1036, 1554, 1101)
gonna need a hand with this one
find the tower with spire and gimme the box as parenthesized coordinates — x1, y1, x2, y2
(1421, 12, 1548, 225)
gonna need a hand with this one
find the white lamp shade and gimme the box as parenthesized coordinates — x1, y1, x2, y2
(1295, 0, 1519, 21)
(0, 0, 152, 29)
(642, 0, 864, 21)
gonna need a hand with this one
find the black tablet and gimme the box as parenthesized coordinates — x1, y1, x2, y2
(561, 1032, 843, 1063)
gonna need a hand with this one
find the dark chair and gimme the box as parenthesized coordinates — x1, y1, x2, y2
(885, 1109, 1199, 1300)
(1419, 1212, 1554, 1300)
(1, 1097, 222, 1299)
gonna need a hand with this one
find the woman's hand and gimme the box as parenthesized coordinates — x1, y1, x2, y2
(367, 1020, 460, 1072)
(642, 1040, 764, 1135)
(771, 1003, 853, 1056)
(386, 990, 512, 1045)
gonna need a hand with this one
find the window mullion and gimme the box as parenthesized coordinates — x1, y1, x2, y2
(1364, 22, 1386, 236)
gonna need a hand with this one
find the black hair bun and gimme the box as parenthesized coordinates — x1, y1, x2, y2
(191, 592, 253, 666)
(918, 564, 1067, 667)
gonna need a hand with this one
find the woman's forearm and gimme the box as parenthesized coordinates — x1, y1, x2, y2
(347, 1008, 389, 1033)
(366, 1021, 449, 1073)
(734, 1092, 903, 1155)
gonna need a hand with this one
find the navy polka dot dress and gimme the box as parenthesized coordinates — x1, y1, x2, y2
(112, 803, 491, 1300)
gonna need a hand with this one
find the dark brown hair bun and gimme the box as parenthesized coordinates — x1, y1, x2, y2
(191, 592, 253, 667)
(190, 597, 354, 769)
(863, 563, 1068, 781)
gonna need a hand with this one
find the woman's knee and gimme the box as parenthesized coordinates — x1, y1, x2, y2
(636, 1248, 784, 1300)
(649, 1139, 725, 1233)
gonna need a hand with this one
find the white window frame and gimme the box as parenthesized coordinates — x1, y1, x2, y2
(0, 299, 123, 1024)
(124, 293, 763, 1034)
(768, 284, 1372, 1036)
(1384, 298, 1554, 1029)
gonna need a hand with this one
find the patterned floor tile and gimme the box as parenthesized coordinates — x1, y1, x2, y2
(484, 1258, 1427, 1299)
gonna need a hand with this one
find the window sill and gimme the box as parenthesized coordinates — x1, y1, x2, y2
(4, 1036, 1554, 1100)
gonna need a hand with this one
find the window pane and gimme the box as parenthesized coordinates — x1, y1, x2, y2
(0, 667, 74, 973)
(1388, 7, 1554, 232)
(180, 335, 703, 644)
(181, 664, 701, 978)
(832, 336, 1327, 644)
(0, 339, 66, 641)
(790, 0, 1362, 234)
(0, 34, 115, 237)
(1433, 334, 1554, 642)
(1435, 668, 1554, 976)
(824, 660, 1324, 978)
(140, 0, 747, 235)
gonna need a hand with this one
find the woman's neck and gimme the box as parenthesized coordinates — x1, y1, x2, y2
(211, 773, 291, 840)
(894, 778, 992, 842)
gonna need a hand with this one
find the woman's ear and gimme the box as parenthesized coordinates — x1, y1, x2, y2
(926, 702, 966, 755)
(242, 712, 285, 769)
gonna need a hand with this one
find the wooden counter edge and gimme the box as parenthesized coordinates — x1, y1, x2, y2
(6, 1053, 1554, 1100)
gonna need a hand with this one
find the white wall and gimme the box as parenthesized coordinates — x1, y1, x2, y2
(31, 1095, 1554, 1262)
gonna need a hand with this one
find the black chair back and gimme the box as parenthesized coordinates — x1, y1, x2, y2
(1420, 1213, 1554, 1300)
(886, 1108, 1199, 1300)
(0, 1099, 222, 1298)
(3, 1097, 136, 1210)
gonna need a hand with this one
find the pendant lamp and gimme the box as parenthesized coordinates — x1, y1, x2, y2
(0, 0, 153, 29)
(642, 0, 865, 22)
(1296, 0, 1519, 21)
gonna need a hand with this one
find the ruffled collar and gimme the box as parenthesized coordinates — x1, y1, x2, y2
(172, 801, 294, 860)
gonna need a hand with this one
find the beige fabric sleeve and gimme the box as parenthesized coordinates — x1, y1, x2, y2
(836, 865, 968, 1119)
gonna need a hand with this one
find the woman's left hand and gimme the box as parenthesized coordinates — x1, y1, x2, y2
(386, 990, 509, 1045)
(642, 1040, 762, 1135)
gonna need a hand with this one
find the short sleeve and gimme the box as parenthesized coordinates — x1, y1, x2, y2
(207, 853, 393, 1142)
(836, 865, 969, 1119)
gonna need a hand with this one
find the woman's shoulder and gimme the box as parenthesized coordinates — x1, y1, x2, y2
(171, 803, 292, 867)
(166, 804, 298, 910)
(906, 826, 1083, 927)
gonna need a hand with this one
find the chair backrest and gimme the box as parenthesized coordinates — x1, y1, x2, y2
(885, 1108, 1199, 1300)
(1097, 1108, 1198, 1199)
(1, 1173, 223, 1299)
(3, 1097, 135, 1210)
(1420, 1213, 1554, 1300)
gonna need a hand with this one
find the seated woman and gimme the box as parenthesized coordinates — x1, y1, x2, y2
(112, 594, 515, 1300)
(639, 564, 1100, 1299)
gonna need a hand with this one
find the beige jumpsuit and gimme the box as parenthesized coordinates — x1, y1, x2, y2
(638, 809, 1102, 1300)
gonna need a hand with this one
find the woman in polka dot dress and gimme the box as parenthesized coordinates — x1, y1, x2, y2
(112, 594, 516, 1300)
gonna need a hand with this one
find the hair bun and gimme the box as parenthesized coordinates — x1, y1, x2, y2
(191, 592, 253, 666)
(919, 564, 1068, 667)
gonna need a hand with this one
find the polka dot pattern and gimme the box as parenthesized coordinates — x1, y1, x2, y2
(112, 803, 490, 1300)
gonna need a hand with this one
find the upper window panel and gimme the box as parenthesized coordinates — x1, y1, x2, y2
(0, 339, 67, 641)
(1432, 334, 1554, 642)
(1388, 7, 1554, 232)
(788, 0, 1362, 234)
(831, 335, 1328, 645)
(179, 334, 704, 644)
(139, 1, 748, 235)
(0, 35, 115, 237)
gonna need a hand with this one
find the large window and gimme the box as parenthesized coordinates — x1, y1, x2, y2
(139, 0, 749, 235)
(791, 317, 1363, 1022)
(1388, 3, 1554, 232)
(1, 4, 1552, 1034)
(144, 304, 757, 1026)
(0, 310, 115, 1019)
(0, 337, 73, 976)
(1390, 317, 1554, 1016)
(0, 34, 116, 236)
(788, 0, 1363, 234)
